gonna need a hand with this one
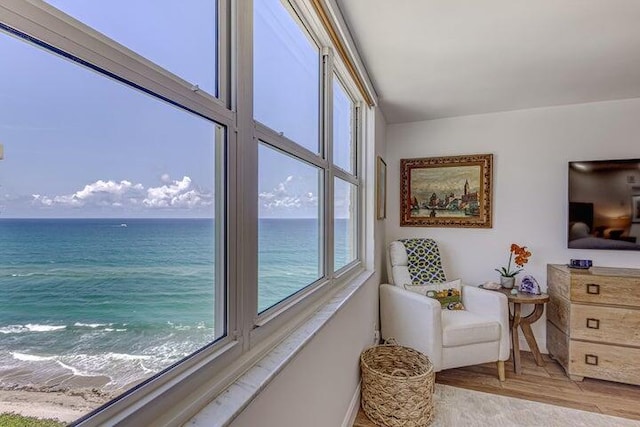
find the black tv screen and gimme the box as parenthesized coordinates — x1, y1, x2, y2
(568, 158, 640, 250)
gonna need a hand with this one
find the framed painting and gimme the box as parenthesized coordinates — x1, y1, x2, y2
(632, 195, 640, 223)
(400, 153, 493, 228)
(376, 156, 387, 219)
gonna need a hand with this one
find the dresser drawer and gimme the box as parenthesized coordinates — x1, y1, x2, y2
(570, 304, 640, 347)
(571, 274, 640, 307)
(570, 340, 640, 385)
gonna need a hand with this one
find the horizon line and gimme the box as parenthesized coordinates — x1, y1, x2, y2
(0, 216, 348, 220)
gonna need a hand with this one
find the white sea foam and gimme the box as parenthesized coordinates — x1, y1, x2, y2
(74, 322, 109, 328)
(12, 352, 55, 362)
(0, 324, 66, 334)
(25, 324, 66, 332)
(49, 352, 162, 389)
(108, 353, 152, 361)
(56, 360, 92, 377)
(6, 344, 202, 392)
(0, 325, 24, 334)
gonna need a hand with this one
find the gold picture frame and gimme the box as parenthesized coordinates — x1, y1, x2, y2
(376, 156, 387, 219)
(400, 153, 493, 228)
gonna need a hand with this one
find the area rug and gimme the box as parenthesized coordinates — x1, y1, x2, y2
(429, 384, 639, 426)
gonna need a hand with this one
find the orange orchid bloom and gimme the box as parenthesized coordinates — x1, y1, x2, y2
(497, 243, 532, 277)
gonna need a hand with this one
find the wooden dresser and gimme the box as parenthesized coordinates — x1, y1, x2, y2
(547, 264, 640, 385)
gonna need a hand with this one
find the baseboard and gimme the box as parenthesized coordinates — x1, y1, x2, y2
(341, 381, 361, 427)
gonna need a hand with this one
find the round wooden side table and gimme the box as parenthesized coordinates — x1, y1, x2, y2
(480, 286, 550, 374)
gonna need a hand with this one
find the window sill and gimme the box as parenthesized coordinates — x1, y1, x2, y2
(185, 269, 374, 426)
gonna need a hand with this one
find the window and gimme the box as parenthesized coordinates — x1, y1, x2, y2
(254, 0, 326, 313)
(0, 25, 226, 419)
(0, 0, 368, 423)
(334, 177, 358, 270)
(258, 143, 322, 312)
(254, 0, 320, 153)
(333, 75, 355, 174)
(45, 0, 219, 97)
(0, 1, 228, 420)
(253, 0, 361, 314)
(332, 74, 359, 272)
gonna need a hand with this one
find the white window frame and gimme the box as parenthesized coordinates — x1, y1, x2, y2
(0, 0, 371, 424)
(0, 2, 241, 425)
(250, 0, 364, 333)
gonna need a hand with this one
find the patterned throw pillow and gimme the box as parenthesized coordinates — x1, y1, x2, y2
(404, 279, 465, 310)
(400, 238, 447, 284)
(432, 286, 465, 311)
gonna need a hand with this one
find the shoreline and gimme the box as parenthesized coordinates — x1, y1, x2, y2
(0, 365, 140, 423)
(0, 360, 149, 422)
(0, 387, 118, 423)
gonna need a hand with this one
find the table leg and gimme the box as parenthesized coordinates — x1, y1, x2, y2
(520, 303, 546, 366)
(511, 303, 522, 374)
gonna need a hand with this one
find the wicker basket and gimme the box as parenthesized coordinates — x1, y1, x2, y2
(360, 344, 434, 427)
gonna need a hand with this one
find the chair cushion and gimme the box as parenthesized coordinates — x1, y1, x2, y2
(441, 310, 500, 347)
(399, 238, 447, 284)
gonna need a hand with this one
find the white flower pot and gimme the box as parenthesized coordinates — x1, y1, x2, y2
(500, 276, 515, 289)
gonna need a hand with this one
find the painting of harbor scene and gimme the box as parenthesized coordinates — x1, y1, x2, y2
(400, 154, 493, 228)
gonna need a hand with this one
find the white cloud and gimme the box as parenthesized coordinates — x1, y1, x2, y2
(31, 176, 212, 211)
(32, 194, 53, 206)
(32, 179, 145, 208)
(259, 175, 318, 211)
(143, 176, 212, 208)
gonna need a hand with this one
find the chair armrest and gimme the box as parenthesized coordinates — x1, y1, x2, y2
(462, 285, 510, 361)
(380, 284, 443, 370)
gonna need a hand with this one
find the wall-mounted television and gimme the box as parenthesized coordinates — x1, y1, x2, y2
(568, 158, 640, 250)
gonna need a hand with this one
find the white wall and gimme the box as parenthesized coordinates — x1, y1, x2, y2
(230, 107, 386, 427)
(385, 97, 640, 352)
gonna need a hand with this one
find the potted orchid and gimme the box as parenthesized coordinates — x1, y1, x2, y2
(495, 243, 532, 289)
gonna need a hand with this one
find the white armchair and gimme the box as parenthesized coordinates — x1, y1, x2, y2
(380, 239, 510, 380)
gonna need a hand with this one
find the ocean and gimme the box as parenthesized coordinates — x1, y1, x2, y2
(0, 218, 350, 392)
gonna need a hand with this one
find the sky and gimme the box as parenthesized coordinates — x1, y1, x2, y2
(0, 0, 353, 219)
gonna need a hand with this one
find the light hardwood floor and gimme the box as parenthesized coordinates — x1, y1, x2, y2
(354, 351, 640, 426)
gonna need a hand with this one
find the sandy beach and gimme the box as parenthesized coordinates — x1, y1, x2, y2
(0, 388, 114, 423)
(0, 387, 117, 423)
(0, 368, 124, 424)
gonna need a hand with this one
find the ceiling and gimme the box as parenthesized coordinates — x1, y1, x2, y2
(335, 0, 640, 123)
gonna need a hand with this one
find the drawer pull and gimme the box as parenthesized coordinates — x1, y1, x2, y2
(585, 354, 599, 366)
(586, 318, 600, 329)
(586, 283, 600, 295)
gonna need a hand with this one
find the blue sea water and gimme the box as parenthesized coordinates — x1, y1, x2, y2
(0, 218, 350, 391)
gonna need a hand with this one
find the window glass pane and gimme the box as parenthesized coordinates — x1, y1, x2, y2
(258, 143, 322, 312)
(333, 76, 355, 174)
(254, 0, 320, 153)
(45, 0, 218, 96)
(0, 31, 224, 421)
(334, 178, 357, 270)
